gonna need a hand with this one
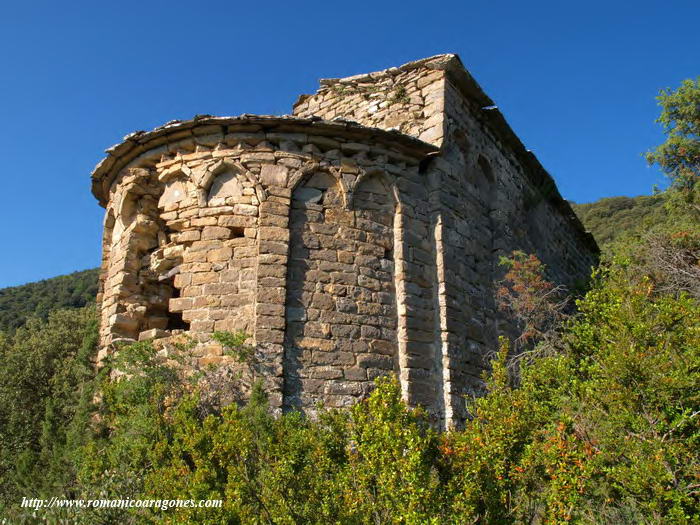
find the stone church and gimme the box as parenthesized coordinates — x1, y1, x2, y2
(91, 54, 598, 428)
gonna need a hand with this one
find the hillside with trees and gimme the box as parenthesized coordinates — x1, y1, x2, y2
(571, 194, 668, 248)
(0, 269, 99, 332)
(1, 221, 697, 523)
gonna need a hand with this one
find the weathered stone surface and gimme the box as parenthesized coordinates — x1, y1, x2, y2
(294, 187, 323, 204)
(260, 164, 288, 187)
(93, 54, 597, 429)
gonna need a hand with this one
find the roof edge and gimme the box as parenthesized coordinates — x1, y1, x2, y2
(294, 54, 596, 252)
(90, 115, 438, 206)
(316, 53, 459, 86)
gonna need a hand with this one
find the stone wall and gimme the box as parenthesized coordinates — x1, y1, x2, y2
(93, 116, 443, 417)
(92, 55, 598, 428)
(293, 55, 447, 145)
(293, 54, 598, 424)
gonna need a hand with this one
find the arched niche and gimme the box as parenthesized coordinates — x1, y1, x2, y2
(292, 170, 344, 207)
(111, 193, 137, 246)
(283, 168, 399, 413)
(477, 154, 495, 187)
(353, 172, 399, 367)
(447, 128, 472, 167)
(354, 172, 396, 214)
(282, 170, 348, 411)
(104, 208, 116, 248)
(158, 177, 189, 208)
(207, 169, 243, 206)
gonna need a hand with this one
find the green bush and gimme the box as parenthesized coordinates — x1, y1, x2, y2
(1, 239, 698, 524)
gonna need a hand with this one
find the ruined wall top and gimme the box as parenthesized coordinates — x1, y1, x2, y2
(293, 54, 597, 253)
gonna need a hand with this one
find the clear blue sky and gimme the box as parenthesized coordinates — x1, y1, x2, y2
(0, 0, 698, 288)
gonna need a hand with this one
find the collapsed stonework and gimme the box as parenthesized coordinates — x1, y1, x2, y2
(91, 54, 598, 428)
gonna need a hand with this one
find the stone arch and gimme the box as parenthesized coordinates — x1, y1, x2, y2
(282, 166, 401, 414)
(474, 154, 498, 259)
(99, 209, 116, 305)
(353, 169, 398, 209)
(294, 170, 344, 208)
(477, 154, 495, 186)
(107, 169, 190, 342)
(156, 164, 194, 210)
(282, 167, 352, 412)
(158, 177, 190, 209)
(112, 191, 137, 245)
(104, 207, 117, 249)
(197, 159, 258, 207)
(289, 163, 349, 208)
(445, 128, 472, 170)
(207, 168, 243, 206)
(352, 171, 400, 378)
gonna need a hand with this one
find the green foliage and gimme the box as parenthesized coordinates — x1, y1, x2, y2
(0, 307, 98, 508)
(0, 268, 99, 332)
(1, 195, 698, 523)
(497, 251, 567, 345)
(212, 330, 255, 362)
(74, 360, 446, 524)
(646, 77, 700, 213)
(1, 249, 698, 524)
(443, 253, 700, 523)
(565, 261, 700, 522)
(571, 194, 669, 249)
(336, 377, 444, 524)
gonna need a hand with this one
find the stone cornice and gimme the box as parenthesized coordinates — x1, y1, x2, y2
(91, 115, 438, 206)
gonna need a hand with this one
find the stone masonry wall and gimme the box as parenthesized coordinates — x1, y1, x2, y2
(293, 55, 447, 145)
(92, 55, 597, 429)
(93, 117, 444, 419)
(292, 55, 598, 425)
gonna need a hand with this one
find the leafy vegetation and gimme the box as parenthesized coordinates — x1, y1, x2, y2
(571, 194, 669, 248)
(0, 307, 98, 506)
(646, 76, 700, 214)
(0, 268, 99, 332)
(1, 223, 697, 523)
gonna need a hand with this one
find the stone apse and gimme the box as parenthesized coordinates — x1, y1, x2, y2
(91, 55, 598, 428)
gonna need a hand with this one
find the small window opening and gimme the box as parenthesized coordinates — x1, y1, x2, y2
(165, 278, 189, 331)
(144, 273, 190, 333)
(230, 226, 245, 238)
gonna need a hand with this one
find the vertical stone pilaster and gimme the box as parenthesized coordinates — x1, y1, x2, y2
(431, 213, 455, 429)
(393, 201, 411, 403)
(254, 189, 291, 412)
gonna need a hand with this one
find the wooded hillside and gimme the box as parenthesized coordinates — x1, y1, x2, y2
(0, 269, 99, 332)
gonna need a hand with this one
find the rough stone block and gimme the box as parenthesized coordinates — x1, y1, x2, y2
(260, 164, 288, 187)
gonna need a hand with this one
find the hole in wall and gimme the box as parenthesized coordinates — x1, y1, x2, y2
(165, 281, 190, 331)
(230, 226, 246, 238)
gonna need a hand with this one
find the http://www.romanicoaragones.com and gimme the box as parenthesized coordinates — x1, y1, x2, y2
(20, 497, 222, 512)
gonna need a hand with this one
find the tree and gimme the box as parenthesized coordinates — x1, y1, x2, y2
(0, 307, 98, 508)
(496, 251, 569, 352)
(646, 77, 700, 213)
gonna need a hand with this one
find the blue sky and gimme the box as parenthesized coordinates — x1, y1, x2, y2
(0, 0, 698, 288)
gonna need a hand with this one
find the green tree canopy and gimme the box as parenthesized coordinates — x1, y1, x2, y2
(646, 77, 700, 213)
